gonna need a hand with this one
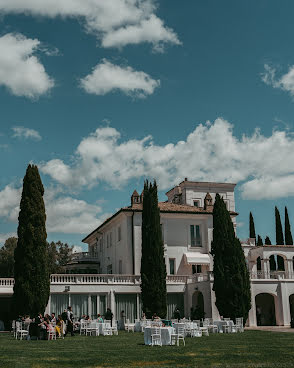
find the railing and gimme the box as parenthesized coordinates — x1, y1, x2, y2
(71, 252, 99, 261)
(0, 278, 14, 287)
(50, 274, 141, 284)
(250, 271, 293, 279)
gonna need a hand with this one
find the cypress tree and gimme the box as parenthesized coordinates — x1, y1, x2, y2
(140, 180, 167, 319)
(13, 164, 49, 317)
(211, 194, 251, 321)
(264, 236, 272, 245)
(257, 235, 263, 246)
(285, 207, 293, 245)
(249, 212, 256, 243)
(275, 207, 284, 245)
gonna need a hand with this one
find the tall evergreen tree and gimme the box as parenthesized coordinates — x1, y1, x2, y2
(275, 206, 284, 245)
(249, 212, 256, 243)
(141, 180, 167, 318)
(211, 194, 251, 321)
(285, 207, 293, 245)
(264, 236, 272, 245)
(13, 164, 49, 317)
(257, 235, 263, 246)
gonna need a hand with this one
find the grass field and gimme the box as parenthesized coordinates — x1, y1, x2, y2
(0, 330, 294, 368)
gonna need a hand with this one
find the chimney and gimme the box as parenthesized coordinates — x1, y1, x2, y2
(131, 190, 140, 205)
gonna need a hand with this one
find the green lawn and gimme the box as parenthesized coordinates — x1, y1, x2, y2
(0, 330, 293, 368)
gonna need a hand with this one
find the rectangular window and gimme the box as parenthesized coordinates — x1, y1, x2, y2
(100, 238, 103, 252)
(190, 225, 202, 247)
(107, 264, 112, 274)
(193, 200, 200, 207)
(118, 226, 121, 242)
(169, 259, 175, 275)
(119, 260, 122, 274)
(192, 264, 202, 274)
(110, 232, 112, 247)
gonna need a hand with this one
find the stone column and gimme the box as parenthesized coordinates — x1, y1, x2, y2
(97, 294, 100, 315)
(136, 294, 140, 320)
(110, 289, 116, 322)
(248, 286, 256, 326)
(88, 294, 92, 318)
(287, 259, 293, 279)
(263, 259, 270, 278)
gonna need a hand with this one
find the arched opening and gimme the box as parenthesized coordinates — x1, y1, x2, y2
(257, 256, 261, 271)
(255, 293, 276, 326)
(269, 254, 285, 271)
(289, 294, 294, 326)
(191, 291, 205, 320)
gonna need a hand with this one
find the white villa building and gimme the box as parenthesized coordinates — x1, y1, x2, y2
(1, 179, 294, 327)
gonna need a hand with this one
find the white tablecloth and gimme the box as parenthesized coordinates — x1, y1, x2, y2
(213, 320, 234, 332)
(144, 327, 174, 345)
(135, 321, 142, 332)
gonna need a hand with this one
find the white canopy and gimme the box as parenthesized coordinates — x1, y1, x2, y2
(184, 252, 211, 265)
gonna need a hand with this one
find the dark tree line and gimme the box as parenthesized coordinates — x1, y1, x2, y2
(0, 238, 73, 277)
(249, 206, 293, 246)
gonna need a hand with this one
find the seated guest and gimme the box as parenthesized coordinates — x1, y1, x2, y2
(56, 315, 65, 338)
(97, 314, 103, 323)
(141, 312, 146, 320)
(24, 315, 32, 328)
(152, 313, 161, 321)
(51, 313, 56, 324)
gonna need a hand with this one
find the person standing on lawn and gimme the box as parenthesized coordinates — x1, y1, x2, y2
(105, 308, 113, 326)
(65, 306, 74, 336)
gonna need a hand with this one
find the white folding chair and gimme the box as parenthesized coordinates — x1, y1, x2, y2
(236, 318, 244, 332)
(111, 322, 118, 336)
(16, 321, 29, 340)
(80, 320, 87, 335)
(48, 325, 57, 340)
(151, 327, 162, 346)
(191, 323, 202, 337)
(125, 319, 135, 332)
(103, 322, 113, 336)
(171, 324, 185, 346)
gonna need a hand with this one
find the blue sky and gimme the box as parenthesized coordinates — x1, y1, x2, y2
(1, 0, 294, 249)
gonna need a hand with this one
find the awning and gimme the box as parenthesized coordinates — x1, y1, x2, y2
(184, 252, 211, 265)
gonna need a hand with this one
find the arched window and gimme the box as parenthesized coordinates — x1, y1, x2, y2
(257, 257, 261, 271)
(269, 254, 285, 271)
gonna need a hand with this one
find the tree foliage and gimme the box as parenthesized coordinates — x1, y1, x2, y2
(275, 206, 284, 245)
(0, 239, 73, 277)
(264, 236, 272, 245)
(249, 212, 256, 243)
(13, 164, 50, 317)
(0, 237, 17, 277)
(140, 180, 167, 318)
(285, 207, 293, 245)
(211, 194, 251, 322)
(257, 235, 263, 246)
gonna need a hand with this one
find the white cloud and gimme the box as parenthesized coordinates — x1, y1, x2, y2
(12, 126, 42, 140)
(0, 33, 54, 99)
(40, 118, 294, 200)
(80, 59, 160, 97)
(262, 64, 294, 97)
(0, 185, 21, 222)
(0, 0, 180, 51)
(0, 185, 106, 234)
